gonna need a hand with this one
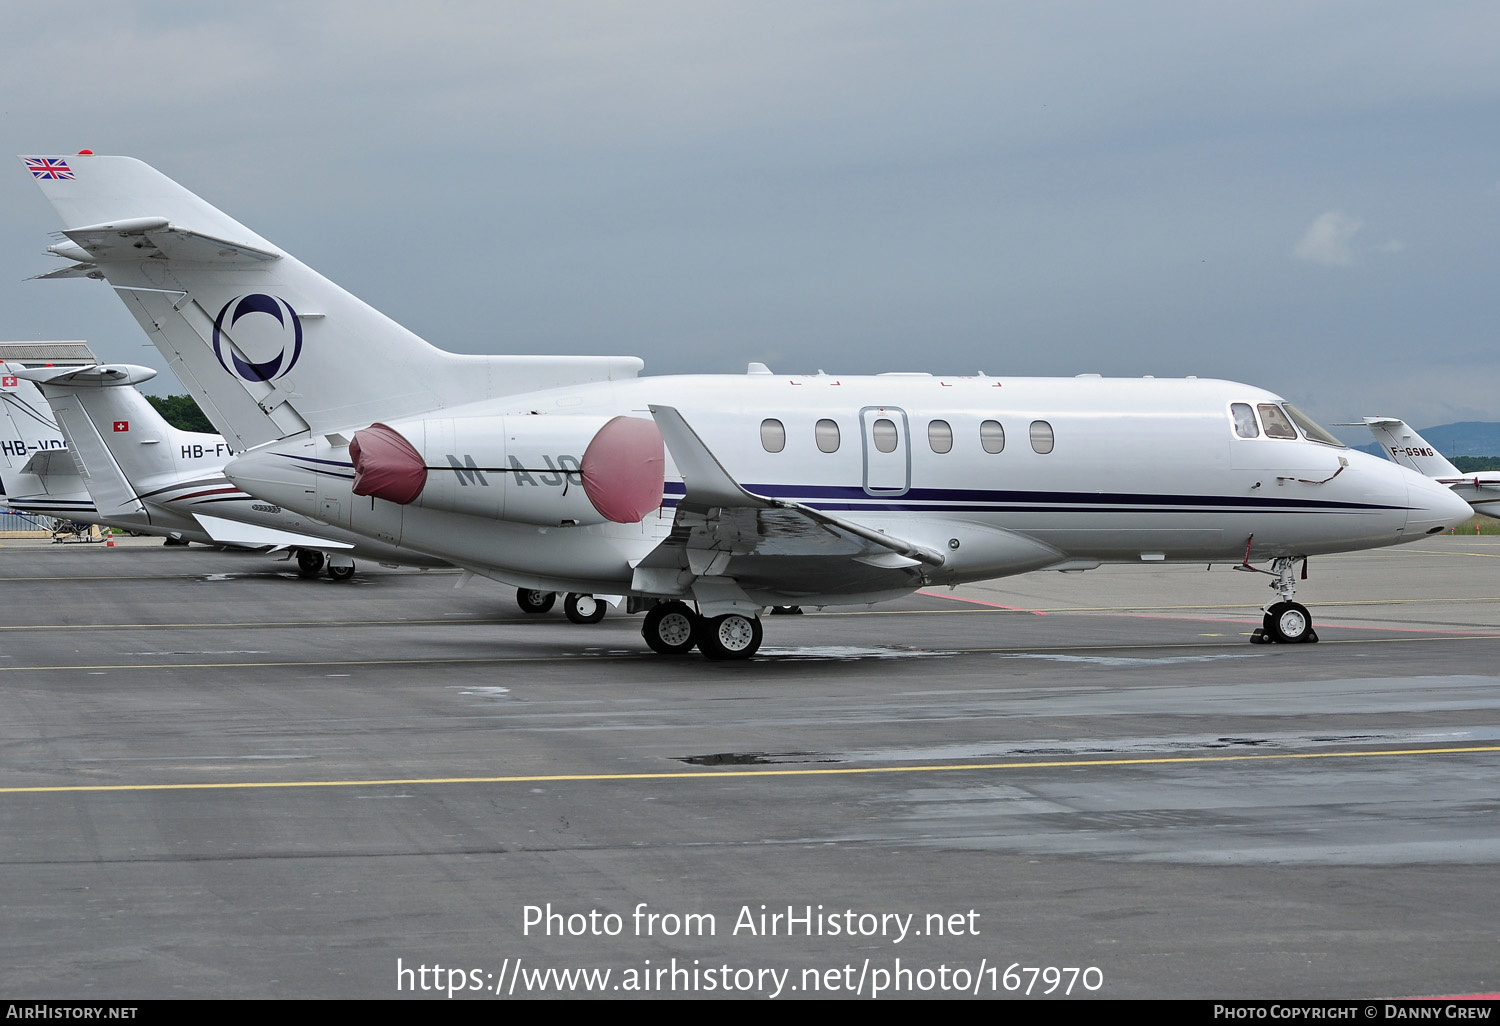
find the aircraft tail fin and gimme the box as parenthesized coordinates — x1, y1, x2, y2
(1361, 417, 1464, 478)
(23, 154, 643, 449)
(0, 361, 66, 476)
(18, 364, 242, 511)
(13, 365, 167, 519)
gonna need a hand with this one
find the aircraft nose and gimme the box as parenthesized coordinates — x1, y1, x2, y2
(1405, 473, 1473, 536)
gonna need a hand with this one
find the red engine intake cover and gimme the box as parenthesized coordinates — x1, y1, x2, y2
(349, 423, 427, 505)
(580, 416, 666, 523)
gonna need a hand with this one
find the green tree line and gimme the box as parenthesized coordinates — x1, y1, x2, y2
(1451, 457, 1500, 472)
(144, 394, 215, 433)
(144, 390, 216, 432)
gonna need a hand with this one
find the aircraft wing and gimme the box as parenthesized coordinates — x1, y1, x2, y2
(190, 512, 356, 550)
(636, 406, 951, 615)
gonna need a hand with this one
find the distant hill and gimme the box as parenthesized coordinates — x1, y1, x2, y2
(1353, 421, 1500, 459)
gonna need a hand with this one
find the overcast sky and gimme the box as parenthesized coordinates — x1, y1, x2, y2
(3, 1, 1498, 428)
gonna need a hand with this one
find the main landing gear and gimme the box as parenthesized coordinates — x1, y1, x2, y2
(563, 593, 607, 625)
(294, 548, 357, 582)
(513, 589, 767, 660)
(641, 601, 764, 660)
(1249, 556, 1319, 645)
(514, 588, 607, 623)
(515, 588, 556, 614)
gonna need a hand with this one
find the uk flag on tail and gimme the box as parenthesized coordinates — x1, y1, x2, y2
(25, 158, 74, 180)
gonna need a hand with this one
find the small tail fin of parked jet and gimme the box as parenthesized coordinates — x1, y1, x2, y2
(1359, 417, 1500, 519)
(0, 360, 97, 521)
(18, 362, 449, 569)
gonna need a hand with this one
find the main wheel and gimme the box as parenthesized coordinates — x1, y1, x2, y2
(327, 563, 355, 581)
(516, 588, 556, 614)
(697, 613, 764, 660)
(296, 549, 325, 576)
(642, 601, 698, 655)
(1266, 601, 1313, 643)
(564, 593, 607, 624)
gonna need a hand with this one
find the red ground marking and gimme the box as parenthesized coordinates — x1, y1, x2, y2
(916, 590, 1047, 615)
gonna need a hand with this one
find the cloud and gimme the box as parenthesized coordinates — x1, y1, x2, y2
(1293, 211, 1363, 266)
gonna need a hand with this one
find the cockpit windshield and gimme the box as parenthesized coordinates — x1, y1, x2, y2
(1282, 404, 1346, 447)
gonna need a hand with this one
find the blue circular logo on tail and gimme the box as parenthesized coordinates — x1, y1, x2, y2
(212, 294, 303, 382)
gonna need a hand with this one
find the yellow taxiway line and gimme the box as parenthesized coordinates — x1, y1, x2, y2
(2, 744, 1496, 796)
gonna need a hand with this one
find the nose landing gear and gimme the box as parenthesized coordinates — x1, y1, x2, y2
(1249, 556, 1319, 644)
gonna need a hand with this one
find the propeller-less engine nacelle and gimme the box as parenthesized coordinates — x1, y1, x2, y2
(347, 413, 666, 527)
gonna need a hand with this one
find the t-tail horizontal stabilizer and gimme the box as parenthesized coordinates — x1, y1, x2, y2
(24, 153, 645, 452)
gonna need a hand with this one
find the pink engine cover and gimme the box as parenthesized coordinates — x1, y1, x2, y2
(581, 416, 666, 523)
(349, 423, 427, 505)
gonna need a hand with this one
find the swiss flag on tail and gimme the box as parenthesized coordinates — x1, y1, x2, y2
(113, 421, 129, 432)
(0, 376, 16, 388)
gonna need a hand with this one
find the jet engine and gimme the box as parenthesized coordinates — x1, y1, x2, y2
(349, 413, 665, 527)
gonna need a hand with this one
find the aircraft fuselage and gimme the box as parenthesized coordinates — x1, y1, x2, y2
(226, 372, 1466, 605)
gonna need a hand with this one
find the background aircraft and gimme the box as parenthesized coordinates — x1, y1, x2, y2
(1360, 417, 1500, 520)
(22, 153, 1472, 657)
(17, 363, 449, 576)
(0, 360, 98, 527)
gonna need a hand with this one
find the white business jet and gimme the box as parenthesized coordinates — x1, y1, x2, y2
(0, 361, 98, 525)
(1359, 417, 1500, 519)
(14, 361, 447, 575)
(22, 153, 1471, 657)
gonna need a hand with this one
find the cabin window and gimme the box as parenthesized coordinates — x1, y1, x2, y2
(872, 418, 898, 453)
(1231, 403, 1260, 438)
(760, 418, 786, 453)
(980, 420, 1005, 454)
(1282, 404, 1346, 447)
(1030, 420, 1055, 454)
(1257, 404, 1297, 440)
(927, 419, 953, 454)
(815, 418, 841, 453)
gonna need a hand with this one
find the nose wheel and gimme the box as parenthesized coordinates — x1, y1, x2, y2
(1257, 601, 1317, 644)
(1248, 556, 1319, 644)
